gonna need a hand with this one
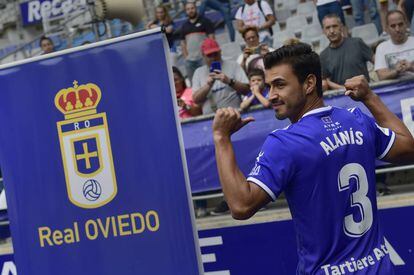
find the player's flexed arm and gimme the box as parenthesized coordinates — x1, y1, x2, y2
(344, 75, 414, 163)
(213, 107, 271, 220)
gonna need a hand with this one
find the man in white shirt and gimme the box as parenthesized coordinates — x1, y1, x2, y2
(235, 0, 275, 46)
(375, 10, 414, 80)
(192, 38, 250, 115)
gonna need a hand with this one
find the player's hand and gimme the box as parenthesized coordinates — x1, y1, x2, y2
(213, 107, 255, 138)
(344, 75, 374, 102)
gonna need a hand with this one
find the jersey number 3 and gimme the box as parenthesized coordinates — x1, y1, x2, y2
(338, 163, 373, 237)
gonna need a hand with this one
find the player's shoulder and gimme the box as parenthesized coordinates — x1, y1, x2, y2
(266, 124, 296, 148)
(268, 124, 292, 139)
(344, 106, 367, 119)
(330, 106, 370, 123)
(262, 126, 296, 159)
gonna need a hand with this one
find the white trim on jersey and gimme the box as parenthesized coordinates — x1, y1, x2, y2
(247, 177, 276, 201)
(272, 124, 291, 133)
(378, 131, 396, 160)
(302, 106, 332, 118)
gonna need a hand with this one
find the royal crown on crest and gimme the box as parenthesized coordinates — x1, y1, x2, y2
(55, 80, 102, 119)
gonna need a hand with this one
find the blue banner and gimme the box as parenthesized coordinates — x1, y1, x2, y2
(184, 80, 414, 193)
(0, 203, 413, 274)
(0, 30, 201, 274)
(199, 204, 414, 274)
(20, 0, 87, 26)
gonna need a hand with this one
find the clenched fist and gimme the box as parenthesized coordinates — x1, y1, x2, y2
(344, 75, 375, 102)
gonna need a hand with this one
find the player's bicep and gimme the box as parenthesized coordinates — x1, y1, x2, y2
(382, 133, 414, 164)
(247, 181, 272, 209)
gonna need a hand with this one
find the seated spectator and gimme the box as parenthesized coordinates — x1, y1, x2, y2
(173, 66, 201, 119)
(146, 5, 175, 48)
(199, 0, 235, 42)
(237, 26, 274, 74)
(320, 14, 374, 91)
(40, 36, 55, 55)
(179, 1, 215, 82)
(240, 68, 270, 111)
(375, 10, 414, 80)
(192, 38, 250, 115)
(235, 0, 276, 46)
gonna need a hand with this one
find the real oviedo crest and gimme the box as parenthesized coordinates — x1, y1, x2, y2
(55, 81, 117, 208)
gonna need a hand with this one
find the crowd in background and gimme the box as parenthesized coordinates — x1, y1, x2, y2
(26, 0, 414, 218)
(140, 0, 414, 216)
(141, 0, 414, 125)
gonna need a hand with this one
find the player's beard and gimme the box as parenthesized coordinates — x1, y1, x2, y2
(273, 104, 288, 120)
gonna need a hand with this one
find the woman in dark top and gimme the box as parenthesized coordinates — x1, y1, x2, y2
(146, 5, 175, 48)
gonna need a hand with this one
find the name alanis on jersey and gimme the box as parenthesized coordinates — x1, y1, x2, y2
(320, 128, 363, 156)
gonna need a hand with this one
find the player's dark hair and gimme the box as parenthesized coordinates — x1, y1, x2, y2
(248, 68, 265, 80)
(263, 42, 323, 97)
(172, 66, 187, 89)
(386, 10, 407, 25)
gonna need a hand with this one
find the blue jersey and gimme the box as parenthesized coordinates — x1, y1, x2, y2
(247, 106, 396, 275)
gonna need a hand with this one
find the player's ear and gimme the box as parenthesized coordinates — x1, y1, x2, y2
(303, 74, 316, 96)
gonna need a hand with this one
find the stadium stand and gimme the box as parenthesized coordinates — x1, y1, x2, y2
(351, 22, 381, 46)
(220, 41, 242, 60)
(0, 0, 413, 218)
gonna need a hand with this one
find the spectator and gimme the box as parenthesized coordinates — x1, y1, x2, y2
(314, 0, 346, 27)
(320, 14, 374, 91)
(237, 26, 274, 73)
(350, 0, 383, 34)
(240, 68, 270, 111)
(192, 38, 250, 115)
(146, 5, 175, 48)
(40, 36, 55, 55)
(199, 0, 235, 42)
(173, 66, 201, 119)
(375, 10, 414, 80)
(180, 2, 215, 82)
(235, 0, 276, 46)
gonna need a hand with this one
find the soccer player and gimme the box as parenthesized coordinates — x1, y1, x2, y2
(212, 43, 414, 274)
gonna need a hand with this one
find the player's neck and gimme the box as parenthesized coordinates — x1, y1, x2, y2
(291, 97, 325, 123)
